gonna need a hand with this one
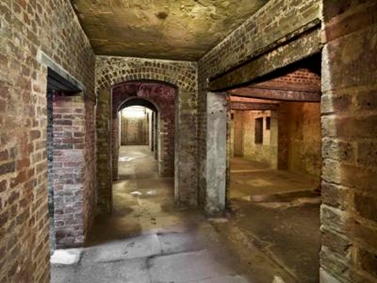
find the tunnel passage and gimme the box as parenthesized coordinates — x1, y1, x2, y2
(111, 82, 177, 180)
(118, 99, 158, 158)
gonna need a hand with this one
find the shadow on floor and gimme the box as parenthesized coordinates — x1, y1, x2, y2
(216, 157, 321, 283)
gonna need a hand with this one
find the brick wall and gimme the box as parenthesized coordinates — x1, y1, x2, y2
(0, 0, 95, 282)
(95, 56, 198, 213)
(320, 1, 377, 282)
(51, 94, 87, 248)
(197, 0, 321, 211)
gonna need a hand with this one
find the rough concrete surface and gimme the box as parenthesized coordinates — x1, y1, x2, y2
(71, 0, 269, 60)
(216, 157, 321, 283)
(52, 146, 263, 283)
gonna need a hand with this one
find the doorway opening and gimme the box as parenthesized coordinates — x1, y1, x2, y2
(117, 103, 159, 180)
(226, 54, 322, 282)
(89, 81, 178, 245)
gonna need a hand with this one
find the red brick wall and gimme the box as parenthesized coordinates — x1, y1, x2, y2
(0, 0, 95, 282)
(51, 94, 88, 248)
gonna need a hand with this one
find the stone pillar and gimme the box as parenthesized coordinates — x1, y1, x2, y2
(205, 92, 227, 216)
(320, 1, 377, 282)
(226, 107, 232, 209)
(96, 89, 112, 214)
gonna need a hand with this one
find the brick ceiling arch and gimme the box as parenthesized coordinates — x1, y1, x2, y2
(96, 57, 197, 93)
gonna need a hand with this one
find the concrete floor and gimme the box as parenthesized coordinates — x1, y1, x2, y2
(219, 157, 321, 283)
(52, 146, 259, 283)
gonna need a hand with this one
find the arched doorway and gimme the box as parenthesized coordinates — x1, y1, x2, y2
(96, 59, 199, 216)
(111, 82, 177, 181)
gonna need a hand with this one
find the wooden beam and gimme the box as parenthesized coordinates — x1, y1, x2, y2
(231, 102, 279, 111)
(229, 87, 321, 102)
(209, 28, 323, 92)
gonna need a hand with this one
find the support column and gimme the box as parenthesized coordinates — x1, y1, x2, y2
(205, 92, 227, 216)
(174, 91, 198, 207)
(96, 89, 112, 214)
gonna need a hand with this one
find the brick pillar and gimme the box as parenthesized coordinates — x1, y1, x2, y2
(112, 114, 119, 180)
(52, 93, 86, 248)
(96, 89, 112, 214)
(174, 91, 198, 207)
(320, 1, 377, 282)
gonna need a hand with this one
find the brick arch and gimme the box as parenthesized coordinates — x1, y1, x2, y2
(96, 56, 198, 215)
(112, 81, 176, 118)
(111, 82, 177, 180)
(96, 56, 197, 93)
(119, 97, 159, 113)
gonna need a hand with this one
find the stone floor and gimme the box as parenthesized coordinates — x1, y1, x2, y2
(217, 157, 321, 283)
(52, 146, 263, 283)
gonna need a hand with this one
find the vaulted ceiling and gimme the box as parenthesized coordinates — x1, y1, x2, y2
(71, 0, 269, 61)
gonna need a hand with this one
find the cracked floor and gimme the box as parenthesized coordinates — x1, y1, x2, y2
(51, 146, 252, 283)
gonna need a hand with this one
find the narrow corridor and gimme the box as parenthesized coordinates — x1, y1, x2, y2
(51, 146, 252, 283)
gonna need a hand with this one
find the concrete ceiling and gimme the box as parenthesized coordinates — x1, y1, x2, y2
(71, 0, 269, 60)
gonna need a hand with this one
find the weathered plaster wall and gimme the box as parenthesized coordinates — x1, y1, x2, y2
(120, 114, 148, 146)
(197, 0, 321, 213)
(95, 56, 198, 213)
(240, 111, 278, 169)
(232, 111, 244, 157)
(0, 0, 96, 282)
(320, 1, 377, 282)
(279, 102, 322, 177)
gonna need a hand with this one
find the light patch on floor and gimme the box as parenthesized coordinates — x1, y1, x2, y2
(51, 249, 82, 265)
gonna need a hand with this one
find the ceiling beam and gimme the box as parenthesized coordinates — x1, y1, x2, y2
(229, 87, 321, 102)
(208, 26, 322, 92)
(231, 102, 279, 111)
